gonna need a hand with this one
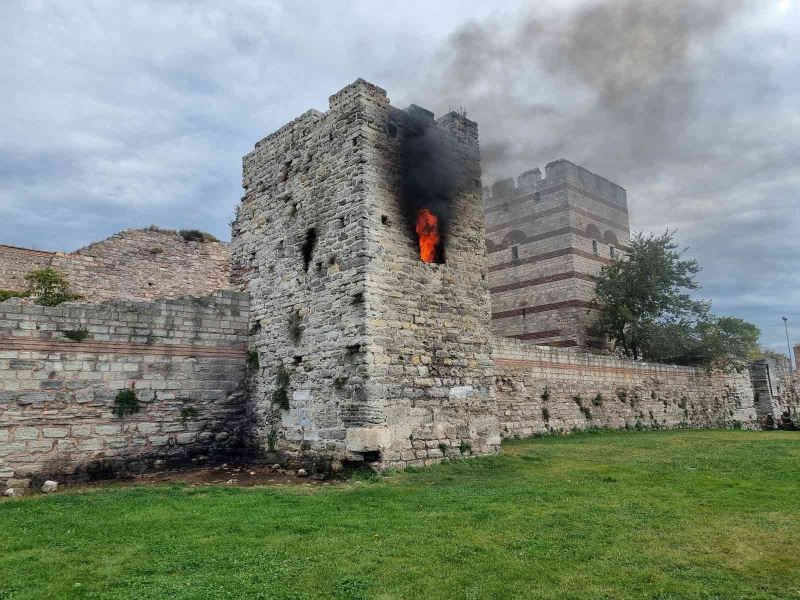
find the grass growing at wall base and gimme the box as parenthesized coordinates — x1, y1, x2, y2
(1, 430, 799, 600)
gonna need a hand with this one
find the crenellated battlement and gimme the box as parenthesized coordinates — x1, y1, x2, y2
(486, 158, 627, 208)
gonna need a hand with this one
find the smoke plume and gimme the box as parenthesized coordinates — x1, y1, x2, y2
(420, 0, 749, 182)
(397, 114, 466, 263)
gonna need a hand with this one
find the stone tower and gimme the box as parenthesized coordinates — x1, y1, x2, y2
(231, 79, 500, 470)
(484, 159, 630, 349)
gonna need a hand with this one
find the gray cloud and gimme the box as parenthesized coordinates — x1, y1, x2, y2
(0, 0, 797, 353)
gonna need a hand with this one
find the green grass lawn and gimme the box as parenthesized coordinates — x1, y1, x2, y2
(2, 430, 799, 600)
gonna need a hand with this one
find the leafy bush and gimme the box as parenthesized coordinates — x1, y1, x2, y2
(542, 407, 550, 421)
(541, 386, 550, 401)
(592, 393, 604, 407)
(62, 329, 89, 342)
(112, 388, 140, 418)
(179, 229, 219, 243)
(459, 441, 472, 455)
(24, 268, 82, 306)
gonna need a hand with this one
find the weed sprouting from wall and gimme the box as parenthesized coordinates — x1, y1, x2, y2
(592, 393, 604, 407)
(0, 289, 29, 301)
(272, 365, 290, 410)
(112, 388, 140, 418)
(180, 406, 199, 422)
(24, 268, 82, 306)
(459, 441, 472, 455)
(542, 407, 550, 421)
(247, 350, 260, 370)
(267, 430, 278, 451)
(179, 230, 220, 243)
(541, 386, 551, 401)
(62, 329, 90, 342)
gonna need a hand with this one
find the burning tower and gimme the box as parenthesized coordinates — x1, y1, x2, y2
(232, 79, 500, 469)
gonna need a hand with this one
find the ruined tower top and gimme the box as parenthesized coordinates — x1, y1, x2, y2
(485, 159, 628, 210)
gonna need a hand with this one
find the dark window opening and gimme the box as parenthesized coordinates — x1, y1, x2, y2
(301, 228, 317, 271)
(281, 160, 291, 182)
(316, 261, 323, 272)
(346, 344, 361, 355)
(293, 356, 303, 365)
(352, 292, 364, 305)
(592, 240, 598, 255)
(329, 132, 333, 141)
(610, 246, 615, 258)
(338, 216, 345, 229)
(511, 246, 519, 263)
(352, 137, 358, 147)
(381, 215, 389, 225)
(328, 254, 337, 266)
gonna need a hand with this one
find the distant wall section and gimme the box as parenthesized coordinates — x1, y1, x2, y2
(0, 228, 232, 302)
(493, 338, 758, 438)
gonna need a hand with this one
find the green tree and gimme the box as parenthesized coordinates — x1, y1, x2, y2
(592, 231, 760, 367)
(24, 268, 82, 306)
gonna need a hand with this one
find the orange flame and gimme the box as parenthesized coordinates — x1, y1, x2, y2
(415, 208, 440, 263)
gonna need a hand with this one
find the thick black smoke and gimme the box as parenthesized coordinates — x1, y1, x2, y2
(417, 0, 749, 182)
(396, 114, 465, 263)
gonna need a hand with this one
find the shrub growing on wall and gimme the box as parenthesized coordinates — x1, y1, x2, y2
(179, 229, 219, 243)
(112, 388, 140, 418)
(24, 268, 82, 306)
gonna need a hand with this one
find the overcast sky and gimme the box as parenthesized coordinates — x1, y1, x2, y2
(1, 0, 798, 353)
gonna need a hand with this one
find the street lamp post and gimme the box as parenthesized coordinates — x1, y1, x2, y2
(782, 317, 793, 371)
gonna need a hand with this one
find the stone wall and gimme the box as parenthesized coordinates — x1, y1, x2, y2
(493, 338, 758, 438)
(0, 245, 55, 292)
(0, 291, 250, 490)
(750, 358, 800, 428)
(232, 79, 499, 470)
(0, 228, 231, 302)
(484, 160, 630, 349)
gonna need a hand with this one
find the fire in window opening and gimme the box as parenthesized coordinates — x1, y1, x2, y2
(415, 208, 444, 264)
